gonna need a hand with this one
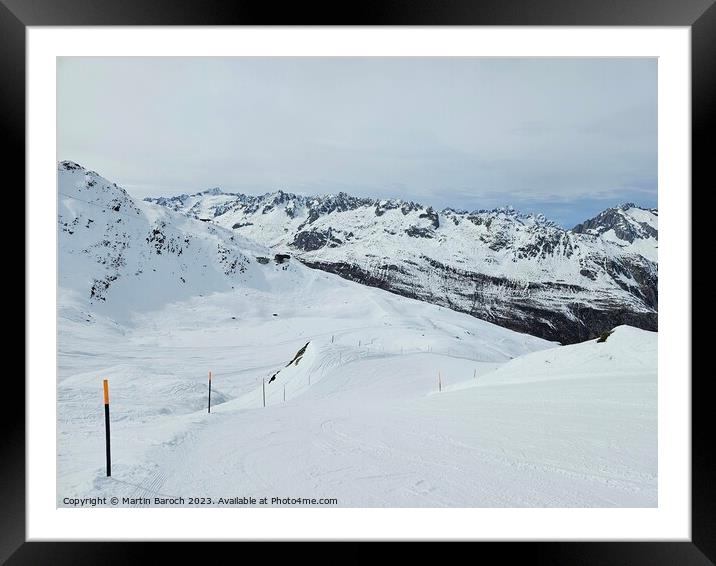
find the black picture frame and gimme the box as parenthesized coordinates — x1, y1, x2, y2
(6, 0, 708, 562)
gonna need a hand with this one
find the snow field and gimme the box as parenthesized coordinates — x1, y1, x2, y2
(57, 162, 657, 507)
(59, 274, 656, 507)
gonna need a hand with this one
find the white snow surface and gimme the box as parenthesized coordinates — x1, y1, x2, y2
(58, 162, 657, 508)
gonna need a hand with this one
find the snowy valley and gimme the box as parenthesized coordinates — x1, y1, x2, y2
(58, 161, 657, 507)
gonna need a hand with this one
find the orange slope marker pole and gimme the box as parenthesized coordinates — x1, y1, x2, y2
(208, 371, 212, 414)
(103, 379, 111, 477)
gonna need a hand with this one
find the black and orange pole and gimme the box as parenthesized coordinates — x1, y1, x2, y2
(208, 371, 212, 413)
(103, 379, 111, 477)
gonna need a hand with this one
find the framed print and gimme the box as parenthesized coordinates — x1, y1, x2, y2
(8, 0, 710, 562)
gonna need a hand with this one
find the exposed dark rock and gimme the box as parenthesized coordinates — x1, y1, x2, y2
(405, 226, 434, 239)
(401, 201, 421, 215)
(293, 230, 326, 251)
(59, 160, 83, 171)
(298, 257, 657, 345)
(375, 201, 400, 216)
(597, 329, 614, 342)
(419, 207, 440, 229)
(286, 342, 310, 366)
(292, 229, 344, 251)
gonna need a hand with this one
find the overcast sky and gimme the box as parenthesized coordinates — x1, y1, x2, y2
(58, 57, 656, 227)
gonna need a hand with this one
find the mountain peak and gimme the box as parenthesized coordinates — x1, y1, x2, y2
(58, 160, 85, 172)
(571, 204, 658, 247)
(616, 202, 658, 215)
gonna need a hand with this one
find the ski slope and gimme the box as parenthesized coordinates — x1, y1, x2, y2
(59, 279, 656, 507)
(153, 327, 656, 508)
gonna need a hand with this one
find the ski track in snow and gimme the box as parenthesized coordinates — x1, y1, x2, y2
(59, 299, 656, 507)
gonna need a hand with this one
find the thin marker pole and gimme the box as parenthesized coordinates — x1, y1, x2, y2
(283, 384, 286, 402)
(262, 378, 266, 408)
(474, 369, 477, 380)
(438, 372, 442, 393)
(103, 379, 111, 477)
(208, 371, 212, 413)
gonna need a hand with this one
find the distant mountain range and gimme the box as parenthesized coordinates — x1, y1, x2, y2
(145, 186, 657, 344)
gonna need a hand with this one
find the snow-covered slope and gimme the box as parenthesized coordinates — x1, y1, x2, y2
(449, 325, 656, 389)
(146, 189, 658, 344)
(59, 296, 656, 507)
(153, 324, 656, 508)
(57, 162, 656, 507)
(59, 161, 264, 321)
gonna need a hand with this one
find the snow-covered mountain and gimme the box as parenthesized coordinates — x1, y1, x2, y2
(572, 202, 658, 262)
(56, 161, 657, 507)
(57, 159, 553, 361)
(145, 188, 658, 344)
(59, 161, 251, 319)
